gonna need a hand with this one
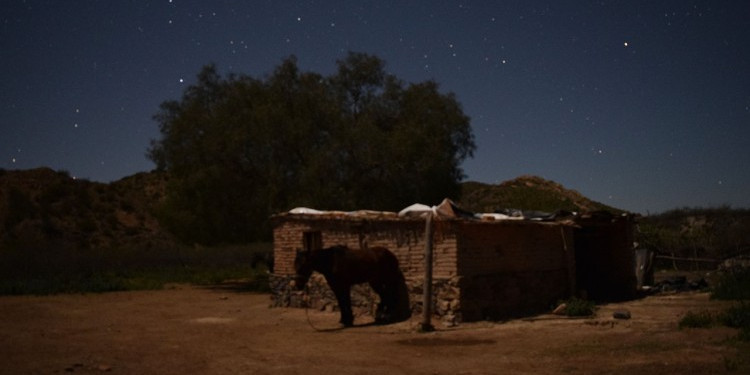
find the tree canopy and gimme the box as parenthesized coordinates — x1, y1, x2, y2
(148, 52, 475, 244)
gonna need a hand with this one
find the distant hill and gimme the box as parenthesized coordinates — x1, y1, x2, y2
(459, 175, 624, 214)
(0, 167, 173, 252)
(1, 169, 623, 254)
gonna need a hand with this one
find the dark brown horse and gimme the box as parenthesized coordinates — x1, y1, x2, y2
(294, 245, 411, 327)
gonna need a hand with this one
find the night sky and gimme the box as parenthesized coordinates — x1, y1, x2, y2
(3, 1, 749, 214)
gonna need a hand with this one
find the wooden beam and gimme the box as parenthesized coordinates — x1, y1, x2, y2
(420, 213, 435, 332)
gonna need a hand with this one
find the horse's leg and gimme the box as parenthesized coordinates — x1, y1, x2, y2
(332, 285, 354, 326)
(382, 281, 400, 323)
(369, 281, 388, 323)
(379, 272, 410, 323)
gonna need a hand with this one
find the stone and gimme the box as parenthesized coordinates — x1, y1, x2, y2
(552, 303, 567, 315)
(438, 300, 451, 314)
(441, 314, 458, 327)
(97, 364, 112, 372)
(449, 299, 461, 311)
(613, 310, 631, 319)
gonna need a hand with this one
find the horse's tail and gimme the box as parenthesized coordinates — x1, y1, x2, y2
(391, 269, 412, 323)
(371, 247, 411, 323)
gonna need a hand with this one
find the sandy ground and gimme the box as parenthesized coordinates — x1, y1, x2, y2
(1, 285, 747, 375)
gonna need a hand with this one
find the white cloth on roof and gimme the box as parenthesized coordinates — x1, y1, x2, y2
(288, 207, 325, 215)
(397, 203, 435, 217)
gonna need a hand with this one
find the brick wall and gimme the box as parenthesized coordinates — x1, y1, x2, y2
(272, 215, 458, 279)
(454, 221, 576, 320)
(272, 220, 312, 275)
(455, 221, 574, 275)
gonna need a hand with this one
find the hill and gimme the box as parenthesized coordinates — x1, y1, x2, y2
(459, 175, 624, 214)
(0, 167, 173, 253)
(1, 170, 624, 253)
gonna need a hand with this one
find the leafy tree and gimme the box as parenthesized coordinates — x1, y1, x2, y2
(148, 52, 475, 244)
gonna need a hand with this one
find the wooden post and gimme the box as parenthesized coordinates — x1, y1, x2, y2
(420, 212, 435, 332)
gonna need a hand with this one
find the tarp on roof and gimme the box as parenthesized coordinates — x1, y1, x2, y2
(288, 198, 580, 221)
(288, 207, 326, 215)
(397, 198, 475, 218)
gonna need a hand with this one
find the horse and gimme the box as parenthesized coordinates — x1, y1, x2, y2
(294, 245, 411, 327)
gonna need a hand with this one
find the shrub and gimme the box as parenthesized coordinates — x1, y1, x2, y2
(677, 304, 750, 342)
(561, 297, 596, 317)
(679, 310, 715, 329)
(721, 302, 750, 327)
(5, 188, 38, 229)
(738, 326, 750, 342)
(720, 302, 750, 343)
(712, 268, 750, 300)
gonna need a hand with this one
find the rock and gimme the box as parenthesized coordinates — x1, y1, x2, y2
(442, 314, 458, 327)
(613, 310, 631, 319)
(552, 303, 567, 315)
(97, 364, 112, 372)
(438, 300, 451, 314)
(449, 299, 461, 311)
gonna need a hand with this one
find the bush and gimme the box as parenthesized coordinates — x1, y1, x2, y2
(720, 302, 750, 342)
(712, 268, 750, 300)
(721, 302, 750, 327)
(677, 304, 750, 341)
(561, 297, 596, 317)
(679, 310, 715, 329)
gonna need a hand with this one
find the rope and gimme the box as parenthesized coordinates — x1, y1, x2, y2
(302, 282, 339, 332)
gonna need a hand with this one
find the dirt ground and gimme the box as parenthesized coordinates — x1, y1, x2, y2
(1, 285, 747, 375)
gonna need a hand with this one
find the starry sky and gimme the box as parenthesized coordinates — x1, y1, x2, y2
(2, 0, 749, 214)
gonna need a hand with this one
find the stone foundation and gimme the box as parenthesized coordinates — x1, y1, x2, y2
(269, 273, 463, 325)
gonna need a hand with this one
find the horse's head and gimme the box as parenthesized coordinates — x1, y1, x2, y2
(293, 250, 313, 291)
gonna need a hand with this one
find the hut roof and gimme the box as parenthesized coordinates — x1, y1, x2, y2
(270, 198, 613, 226)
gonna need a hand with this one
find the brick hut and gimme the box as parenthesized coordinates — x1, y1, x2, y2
(270, 199, 636, 324)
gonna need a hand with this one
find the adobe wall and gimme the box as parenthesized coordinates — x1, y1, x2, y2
(454, 221, 576, 320)
(574, 215, 637, 301)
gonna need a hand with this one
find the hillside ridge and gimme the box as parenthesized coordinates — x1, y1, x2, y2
(0, 167, 173, 252)
(459, 174, 623, 214)
(1, 168, 622, 252)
